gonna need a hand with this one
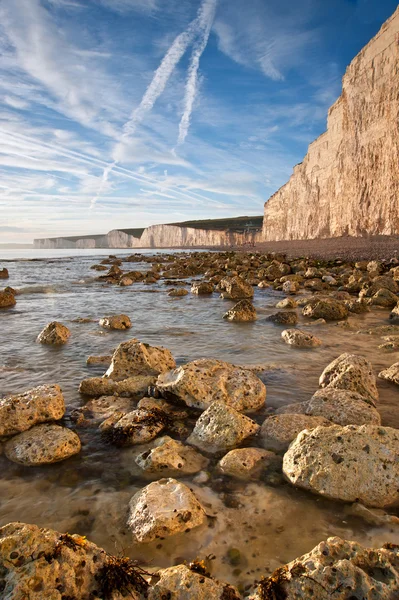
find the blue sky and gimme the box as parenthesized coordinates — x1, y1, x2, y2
(0, 0, 397, 242)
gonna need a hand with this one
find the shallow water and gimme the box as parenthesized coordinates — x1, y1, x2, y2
(1, 251, 399, 594)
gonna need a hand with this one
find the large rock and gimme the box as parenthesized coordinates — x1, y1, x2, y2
(156, 358, 266, 412)
(99, 314, 132, 330)
(259, 414, 331, 453)
(37, 321, 70, 344)
(0, 289, 16, 308)
(168, 288, 188, 297)
(136, 436, 209, 476)
(219, 276, 254, 299)
(187, 401, 260, 454)
(368, 288, 399, 308)
(251, 537, 399, 600)
(0, 384, 65, 437)
(319, 352, 378, 405)
(127, 479, 206, 543)
(302, 298, 348, 321)
(71, 395, 136, 426)
(191, 281, 214, 294)
(79, 374, 156, 397)
(306, 388, 381, 426)
(267, 311, 298, 325)
(0, 522, 147, 599)
(390, 301, 399, 323)
(276, 297, 297, 309)
(281, 329, 322, 348)
(148, 565, 240, 600)
(223, 299, 257, 322)
(283, 424, 399, 507)
(106, 339, 176, 380)
(4, 424, 81, 465)
(0, 268, 9, 279)
(102, 408, 166, 446)
(378, 362, 399, 385)
(218, 447, 282, 480)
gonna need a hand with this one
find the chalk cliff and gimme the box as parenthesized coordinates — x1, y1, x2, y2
(262, 6, 399, 241)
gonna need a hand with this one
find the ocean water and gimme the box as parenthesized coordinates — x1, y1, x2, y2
(1, 250, 399, 592)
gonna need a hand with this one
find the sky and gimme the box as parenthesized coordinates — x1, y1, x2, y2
(0, 0, 398, 243)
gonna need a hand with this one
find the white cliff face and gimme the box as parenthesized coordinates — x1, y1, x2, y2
(106, 230, 142, 248)
(34, 238, 76, 249)
(139, 225, 260, 248)
(262, 7, 399, 241)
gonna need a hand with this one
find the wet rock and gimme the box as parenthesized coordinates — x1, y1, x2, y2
(190, 281, 214, 295)
(136, 436, 209, 476)
(276, 297, 297, 309)
(37, 321, 71, 345)
(99, 314, 132, 330)
(71, 395, 136, 426)
(4, 424, 81, 465)
(362, 274, 398, 296)
(301, 318, 326, 326)
(137, 397, 188, 420)
(127, 478, 206, 542)
(302, 298, 348, 321)
(258, 280, 270, 289)
(267, 311, 298, 325)
(259, 414, 331, 453)
(0, 522, 147, 599)
(102, 408, 166, 446)
(347, 502, 399, 527)
(148, 564, 240, 600)
(218, 447, 282, 480)
(378, 362, 399, 385)
(156, 358, 266, 412)
(187, 401, 260, 454)
(283, 424, 399, 507)
(168, 288, 188, 297)
(0, 384, 65, 436)
(0, 289, 17, 308)
(219, 276, 254, 299)
(119, 275, 133, 286)
(282, 280, 299, 294)
(86, 354, 113, 366)
(79, 374, 156, 397)
(251, 536, 399, 600)
(344, 297, 369, 313)
(306, 389, 381, 426)
(106, 339, 176, 380)
(368, 288, 399, 308)
(223, 299, 257, 322)
(275, 401, 309, 415)
(0, 268, 9, 279)
(389, 301, 399, 323)
(281, 329, 322, 348)
(319, 353, 379, 405)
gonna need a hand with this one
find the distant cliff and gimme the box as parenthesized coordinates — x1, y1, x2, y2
(262, 6, 399, 241)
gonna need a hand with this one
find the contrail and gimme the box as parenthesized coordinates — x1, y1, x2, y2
(177, 0, 217, 147)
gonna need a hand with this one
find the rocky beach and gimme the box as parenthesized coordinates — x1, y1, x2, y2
(0, 248, 399, 598)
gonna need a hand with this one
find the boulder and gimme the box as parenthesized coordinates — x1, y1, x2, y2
(148, 565, 240, 600)
(283, 424, 399, 507)
(218, 447, 282, 480)
(168, 288, 188, 297)
(378, 362, 399, 386)
(389, 301, 399, 323)
(0, 288, 17, 308)
(319, 353, 378, 405)
(86, 354, 112, 366)
(156, 358, 266, 412)
(101, 408, 166, 446)
(106, 339, 176, 381)
(127, 479, 206, 542)
(37, 321, 70, 345)
(282, 280, 299, 294)
(368, 288, 399, 307)
(0, 384, 65, 436)
(137, 397, 188, 420)
(259, 414, 331, 453)
(119, 275, 133, 286)
(267, 311, 298, 325)
(223, 299, 257, 322)
(79, 374, 156, 397)
(275, 401, 309, 415)
(306, 388, 381, 426)
(191, 281, 214, 295)
(4, 424, 81, 465)
(281, 329, 322, 348)
(71, 395, 136, 426)
(276, 297, 297, 309)
(187, 401, 260, 454)
(219, 276, 254, 299)
(99, 314, 132, 330)
(135, 436, 209, 476)
(251, 537, 399, 600)
(0, 268, 9, 279)
(302, 298, 348, 321)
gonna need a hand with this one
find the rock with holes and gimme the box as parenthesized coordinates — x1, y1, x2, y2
(101, 408, 166, 446)
(135, 436, 209, 477)
(168, 288, 188, 297)
(223, 299, 257, 322)
(156, 358, 266, 412)
(283, 424, 399, 507)
(127, 479, 206, 543)
(0, 384, 65, 437)
(148, 565, 240, 600)
(105, 339, 176, 380)
(281, 329, 322, 348)
(251, 537, 399, 600)
(191, 281, 214, 295)
(276, 297, 297, 309)
(302, 298, 348, 321)
(79, 374, 156, 397)
(219, 276, 254, 299)
(0, 289, 16, 308)
(217, 447, 282, 480)
(187, 401, 260, 454)
(259, 414, 331, 453)
(4, 424, 81, 466)
(99, 314, 132, 330)
(71, 395, 136, 427)
(37, 321, 70, 344)
(267, 311, 298, 325)
(319, 353, 378, 405)
(282, 280, 299, 294)
(306, 388, 381, 426)
(378, 362, 399, 386)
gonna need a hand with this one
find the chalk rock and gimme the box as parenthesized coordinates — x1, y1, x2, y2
(99, 314, 132, 330)
(37, 321, 70, 344)
(0, 384, 65, 437)
(135, 436, 209, 476)
(302, 298, 348, 321)
(281, 329, 322, 348)
(156, 358, 266, 412)
(378, 362, 399, 385)
(102, 408, 166, 446)
(219, 276, 254, 299)
(259, 414, 331, 453)
(71, 395, 136, 426)
(306, 388, 381, 426)
(187, 401, 260, 454)
(4, 424, 81, 466)
(223, 299, 257, 322)
(148, 565, 240, 600)
(283, 424, 399, 507)
(319, 353, 378, 405)
(106, 339, 176, 380)
(79, 374, 156, 397)
(127, 479, 206, 543)
(218, 447, 282, 480)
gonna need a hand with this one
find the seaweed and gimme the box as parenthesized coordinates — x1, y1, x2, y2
(101, 408, 171, 447)
(257, 566, 289, 600)
(187, 559, 211, 578)
(220, 584, 242, 600)
(97, 555, 150, 599)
